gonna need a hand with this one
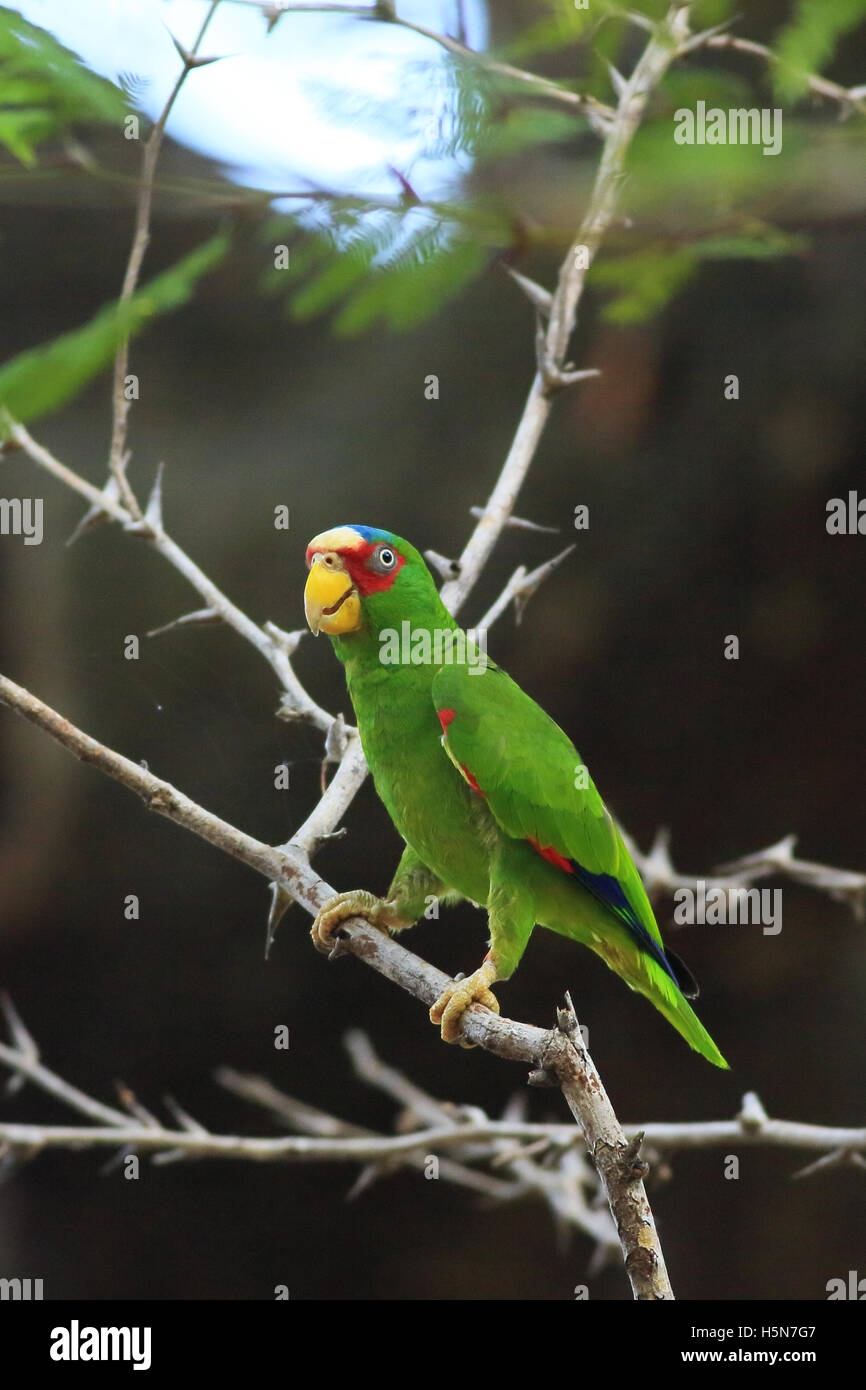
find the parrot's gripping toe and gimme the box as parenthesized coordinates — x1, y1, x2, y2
(430, 960, 500, 1047)
(310, 890, 407, 956)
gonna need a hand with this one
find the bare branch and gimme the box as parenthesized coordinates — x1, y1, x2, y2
(216, 1063, 525, 1202)
(282, 735, 367, 858)
(439, 6, 687, 620)
(544, 993, 671, 1297)
(345, 1028, 458, 1128)
(423, 549, 461, 581)
(107, 0, 224, 508)
(502, 266, 554, 318)
(468, 507, 559, 535)
(0, 1038, 129, 1130)
(0, 670, 666, 1296)
(5, 1011, 861, 1262)
(5, 1022, 866, 1165)
(342, 1029, 617, 1245)
(0, 1119, 544, 1163)
(693, 33, 866, 117)
(0, 993, 38, 1098)
(225, 0, 615, 130)
(477, 545, 576, 630)
(622, 827, 866, 919)
(147, 608, 223, 638)
(6, 422, 334, 732)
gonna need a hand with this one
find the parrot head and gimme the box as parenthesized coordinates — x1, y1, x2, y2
(304, 525, 439, 638)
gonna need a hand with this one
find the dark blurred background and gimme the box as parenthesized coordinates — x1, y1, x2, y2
(1, 0, 865, 1300)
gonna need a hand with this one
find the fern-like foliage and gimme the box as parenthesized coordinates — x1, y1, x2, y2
(264, 0, 865, 336)
(0, 233, 229, 433)
(774, 0, 866, 101)
(0, 6, 127, 165)
(5, 2, 866, 344)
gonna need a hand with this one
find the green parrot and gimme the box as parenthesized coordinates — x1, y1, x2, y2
(303, 524, 728, 1068)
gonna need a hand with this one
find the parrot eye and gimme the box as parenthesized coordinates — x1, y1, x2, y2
(370, 544, 398, 573)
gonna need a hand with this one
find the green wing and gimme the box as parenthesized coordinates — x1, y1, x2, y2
(432, 659, 668, 962)
(432, 659, 729, 1069)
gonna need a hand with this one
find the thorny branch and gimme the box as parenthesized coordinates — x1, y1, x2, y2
(2, 0, 866, 1302)
(2, 661, 865, 1284)
(624, 827, 866, 920)
(438, 6, 690, 615)
(232, 0, 617, 132)
(0, 668, 676, 1292)
(5, 422, 336, 733)
(108, 0, 223, 513)
(2, 1015, 863, 1255)
(693, 33, 866, 118)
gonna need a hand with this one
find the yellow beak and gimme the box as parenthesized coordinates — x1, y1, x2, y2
(304, 558, 362, 636)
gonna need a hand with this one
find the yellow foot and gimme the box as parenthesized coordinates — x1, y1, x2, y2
(310, 890, 408, 956)
(430, 960, 500, 1046)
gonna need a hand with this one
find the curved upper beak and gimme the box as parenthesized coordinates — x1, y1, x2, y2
(304, 555, 362, 636)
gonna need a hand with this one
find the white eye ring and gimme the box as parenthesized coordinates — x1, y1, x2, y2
(374, 545, 397, 571)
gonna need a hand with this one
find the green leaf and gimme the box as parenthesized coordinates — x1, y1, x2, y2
(474, 107, 581, 160)
(277, 195, 498, 336)
(289, 235, 379, 321)
(774, 0, 866, 101)
(592, 247, 699, 324)
(496, 3, 596, 64)
(0, 233, 229, 431)
(690, 0, 735, 24)
(0, 108, 54, 165)
(660, 67, 758, 116)
(593, 224, 807, 324)
(333, 234, 487, 335)
(691, 225, 809, 261)
(0, 7, 127, 163)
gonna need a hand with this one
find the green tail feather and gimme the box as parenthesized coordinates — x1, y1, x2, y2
(637, 957, 729, 1069)
(658, 992, 729, 1069)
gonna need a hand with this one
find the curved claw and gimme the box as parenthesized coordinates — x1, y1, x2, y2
(430, 960, 500, 1045)
(310, 890, 407, 956)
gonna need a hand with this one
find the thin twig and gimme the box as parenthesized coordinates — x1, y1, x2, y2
(0, 670, 658, 1295)
(7, 422, 334, 732)
(439, 6, 687, 619)
(216, 1064, 525, 1202)
(4, 1019, 861, 1264)
(107, 0, 223, 512)
(622, 827, 866, 919)
(228, 0, 615, 131)
(4, 1033, 865, 1161)
(695, 33, 866, 117)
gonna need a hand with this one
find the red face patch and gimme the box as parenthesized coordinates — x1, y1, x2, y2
(306, 534, 406, 596)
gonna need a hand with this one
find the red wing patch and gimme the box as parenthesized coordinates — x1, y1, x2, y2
(528, 836, 574, 875)
(437, 708, 456, 734)
(461, 764, 483, 796)
(437, 709, 484, 796)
